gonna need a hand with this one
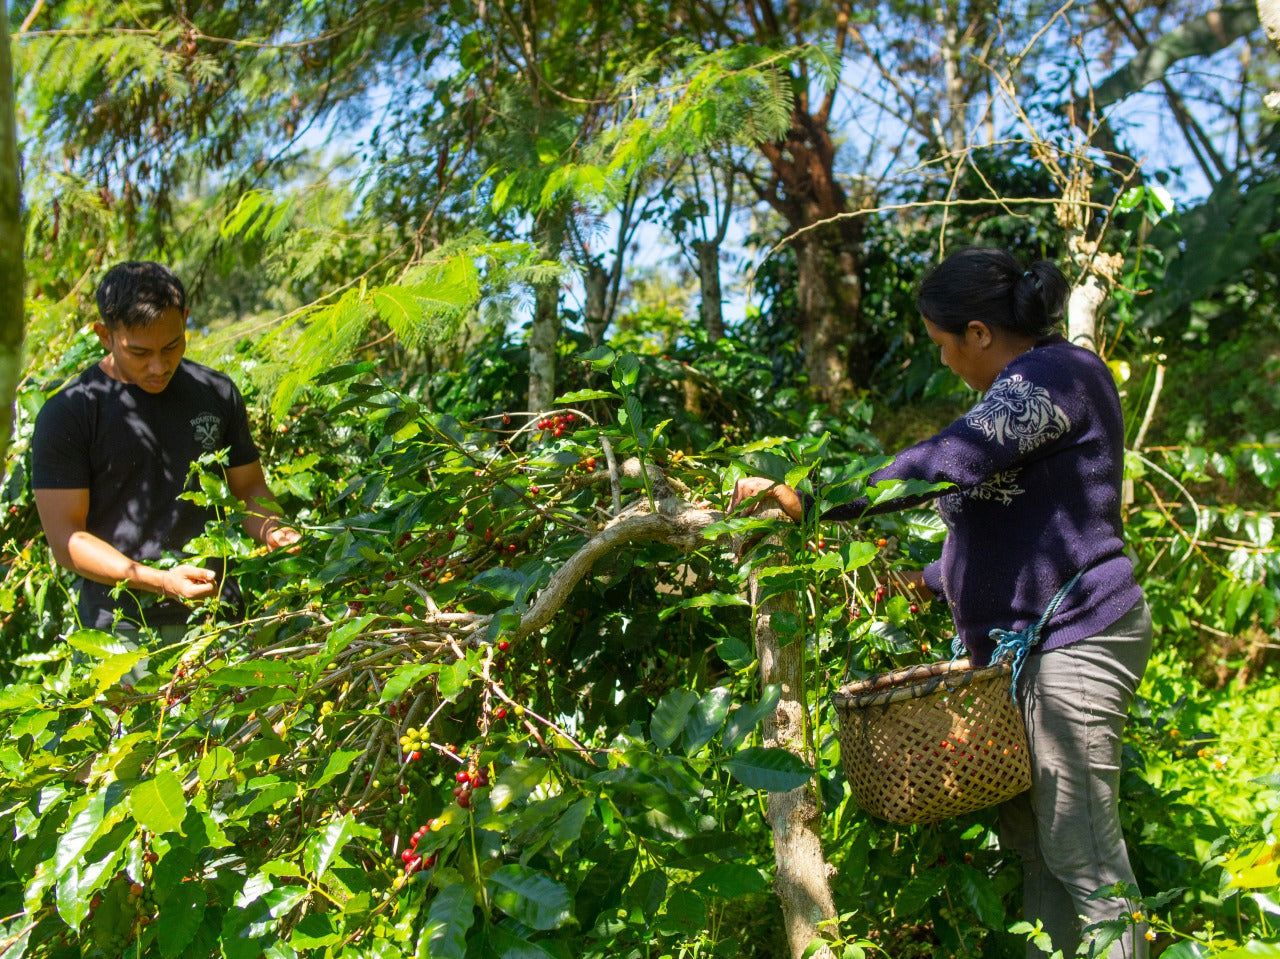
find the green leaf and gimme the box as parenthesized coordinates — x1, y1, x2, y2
(314, 360, 377, 386)
(895, 870, 947, 917)
(683, 687, 732, 753)
(554, 389, 619, 403)
(659, 591, 749, 620)
(378, 663, 436, 703)
(157, 883, 207, 959)
(577, 345, 616, 369)
(87, 649, 147, 691)
(723, 746, 812, 792)
(841, 541, 878, 571)
(490, 760, 549, 812)
(549, 798, 592, 856)
(953, 864, 1004, 928)
(436, 658, 472, 700)
(488, 865, 573, 931)
(304, 814, 356, 880)
(471, 567, 528, 601)
(1160, 943, 1210, 959)
(290, 913, 341, 950)
(723, 685, 782, 749)
(197, 746, 236, 784)
(242, 782, 297, 817)
(65, 628, 133, 659)
(612, 352, 640, 389)
(688, 862, 769, 899)
(650, 688, 700, 750)
(485, 922, 564, 959)
(204, 660, 301, 688)
(311, 750, 360, 789)
(1211, 945, 1280, 959)
(130, 771, 187, 836)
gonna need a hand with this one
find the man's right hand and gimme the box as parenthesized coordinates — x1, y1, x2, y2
(160, 564, 219, 601)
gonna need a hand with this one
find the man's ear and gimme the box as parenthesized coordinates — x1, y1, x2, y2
(92, 322, 112, 349)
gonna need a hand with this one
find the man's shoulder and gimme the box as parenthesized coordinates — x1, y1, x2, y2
(173, 360, 245, 402)
(36, 363, 111, 418)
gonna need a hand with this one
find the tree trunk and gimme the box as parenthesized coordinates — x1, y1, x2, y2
(751, 0, 871, 403)
(792, 223, 865, 402)
(746, 510, 840, 959)
(1262, 0, 1280, 109)
(0, 0, 24, 469)
(694, 240, 725, 342)
(1066, 275, 1105, 353)
(938, 0, 967, 155)
(528, 224, 564, 413)
(583, 260, 608, 347)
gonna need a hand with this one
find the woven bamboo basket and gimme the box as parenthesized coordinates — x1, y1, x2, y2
(832, 659, 1031, 826)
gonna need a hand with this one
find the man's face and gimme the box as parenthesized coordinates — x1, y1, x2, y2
(94, 307, 188, 394)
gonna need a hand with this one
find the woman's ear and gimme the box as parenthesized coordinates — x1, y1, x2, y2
(966, 321, 993, 348)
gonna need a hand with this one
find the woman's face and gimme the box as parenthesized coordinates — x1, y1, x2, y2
(924, 317, 994, 391)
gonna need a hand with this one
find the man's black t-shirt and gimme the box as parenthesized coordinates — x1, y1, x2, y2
(31, 359, 261, 630)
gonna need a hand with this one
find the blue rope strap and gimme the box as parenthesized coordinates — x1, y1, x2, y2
(989, 570, 1084, 699)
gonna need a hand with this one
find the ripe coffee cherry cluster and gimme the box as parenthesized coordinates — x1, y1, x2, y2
(535, 412, 575, 438)
(402, 821, 439, 874)
(452, 767, 489, 809)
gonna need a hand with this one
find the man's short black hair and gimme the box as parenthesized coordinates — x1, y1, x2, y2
(95, 261, 187, 330)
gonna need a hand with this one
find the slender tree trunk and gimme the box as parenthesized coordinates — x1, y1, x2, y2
(583, 260, 608, 347)
(693, 240, 725, 341)
(0, 0, 24, 469)
(528, 222, 563, 413)
(1262, 0, 1280, 109)
(938, 0, 966, 155)
(746, 510, 839, 959)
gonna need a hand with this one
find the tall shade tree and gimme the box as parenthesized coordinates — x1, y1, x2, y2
(0, 0, 22, 468)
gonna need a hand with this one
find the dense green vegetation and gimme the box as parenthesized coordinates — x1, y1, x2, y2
(2, 2, 1280, 958)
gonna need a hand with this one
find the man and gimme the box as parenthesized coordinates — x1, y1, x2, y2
(31, 261, 299, 636)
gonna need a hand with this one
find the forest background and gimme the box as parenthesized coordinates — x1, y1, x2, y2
(1, 1, 1280, 958)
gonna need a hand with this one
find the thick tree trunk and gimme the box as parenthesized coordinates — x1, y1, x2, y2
(792, 224, 865, 402)
(528, 224, 564, 413)
(1067, 275, 1105, 353)
(0, 0, 24, 469)
(693, 240, 724, 342)
(747, 510, 839, 959)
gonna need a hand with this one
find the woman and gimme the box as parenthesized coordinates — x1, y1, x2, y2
(732, 247, 1152, 959)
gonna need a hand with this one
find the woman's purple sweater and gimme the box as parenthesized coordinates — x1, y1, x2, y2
(821, 336, 1144, 665)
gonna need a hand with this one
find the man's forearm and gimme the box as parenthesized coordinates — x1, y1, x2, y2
(62, 530, 169, 594)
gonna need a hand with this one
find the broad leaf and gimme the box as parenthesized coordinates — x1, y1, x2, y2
(723, 685, 782, 749)
(304, 814, 356, 880)
(723, 747, 812, 792)
(488, 865, 573, 931)
(650, 689, 700, 750)
(683, 687, 732, 753)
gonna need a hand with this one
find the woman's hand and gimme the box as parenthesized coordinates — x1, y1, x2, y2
(729, 477, 804, 522)
(892, 569, 936, 604)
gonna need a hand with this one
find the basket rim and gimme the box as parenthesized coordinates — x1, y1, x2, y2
(832, 658, 1013, 708)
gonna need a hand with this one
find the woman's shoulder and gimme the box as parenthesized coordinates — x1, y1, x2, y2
(1011, 336, 1115, 387)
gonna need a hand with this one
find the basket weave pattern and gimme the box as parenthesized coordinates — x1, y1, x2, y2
(832, 660, 1031, 825)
